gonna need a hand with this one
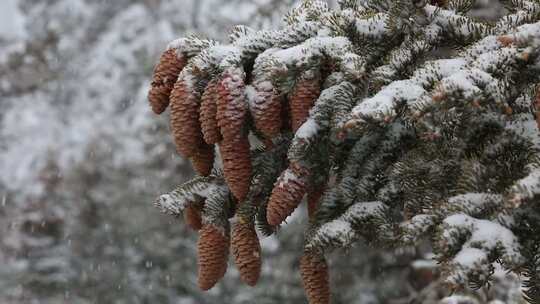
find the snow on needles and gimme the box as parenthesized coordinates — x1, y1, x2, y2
(441, 214, 524, 285)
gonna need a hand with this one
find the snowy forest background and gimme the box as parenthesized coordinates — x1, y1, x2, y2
(0, 0, 526, 303)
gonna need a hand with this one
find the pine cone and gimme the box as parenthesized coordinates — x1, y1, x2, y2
(289, 71, 321, 132)
(300, 252, 330, 304)
(170, 76, 204, 157)
(231, 222, 262, 286)
(217, 69, 248, 141)
(251, 85, 283, 139)
(200, 78, 222, 145)
(219, 136, 252, 202)
(190, 143, 215, 176)
(215, 68, 252, 202)
(184, 204, 202, 231)
(307, 187, 325, 219)
(266, 164, 309, 226)
(148, 49, 187, 114)
(197, 224, 230, 290)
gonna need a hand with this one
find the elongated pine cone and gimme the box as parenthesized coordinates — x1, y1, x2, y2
(184, 204, 202, 231)
(190, 143, 215, 176)
(300, 252, 330, 304)
(200, 78, 222, 144)
(266, 164, 309, 226)
(231, 222, 262, 286)
(289, 70, 321, 132)
(307, 188, 325, 219)
(198, 224, 230, 290)
(170, 75, 204, 157)
(219, 137, 252, 202)
(251, 84, 283, 139)
(216, 68, 252, 202)
(148, 49, 187, 114)
(217, 68, 248, 141)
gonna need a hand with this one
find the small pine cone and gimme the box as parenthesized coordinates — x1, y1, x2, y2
(200, 78, 222, 144)
(231, 222, 262, 286)
(300, 252, 330, 304)
(190, 143, 215, 176)
(217, 69, 248, 141)
(197, 224, 230, 290)
(219, 136, 252, 202)
(289, 71, 321, 132)
(170, 76, 204, 157)
(266, 164, 309, 226)
(184, 204, 202, 231)
(307, 188, 325, 219)
(148, 49, 187, 114)
(251, 85, 283, 139)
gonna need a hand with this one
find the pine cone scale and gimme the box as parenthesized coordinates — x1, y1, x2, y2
(300, 253, 330, 304)
(197, 224, 230, 291)
(148, 49, 187, 114)
(231, 222, 262, 286)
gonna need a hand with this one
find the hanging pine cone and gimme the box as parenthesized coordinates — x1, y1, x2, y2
(200, 78, 222, 145)
(197, 224, 230, 290)
(190, 143, 215, 176)
(215, 68, 252, 202)
(219, 136, 252, 202)
(170, 75, 204, 157)
(148, 49, 187, 114)
(184, 204, 203, 231)
(289, 70, 321, 132)
(300, 252, 330, 304)
(231, 221, 262, 286)
(266, 164, 309, 226)
(307, 187, 325, 219)
(217, 68, 248, 141)
(251, 85, 283, 139)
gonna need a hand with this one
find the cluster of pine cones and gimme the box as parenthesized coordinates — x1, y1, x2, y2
(148, 46, 329, 303)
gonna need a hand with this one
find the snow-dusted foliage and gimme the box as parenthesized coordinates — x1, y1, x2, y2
(153, 0, 540, 303)
(1, 0, 539, 303)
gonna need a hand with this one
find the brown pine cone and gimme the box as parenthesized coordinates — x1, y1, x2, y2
(200, 78, 222, 145)
(251, 85, 283, 139)
(300, 252, 330, 304)
(219, 136, 252, 202)
(289, 71, 321, 132)
(266, 164, 309, 226)
(190, 143, 215, 176)
(170, 76, 204, 158)
(217, 69, 248, 141)
(231, 222, 262, 286)
(184, 204, 203, 231)
(197, 224, 230, 290)
(307, 187, 325, 219)
(148, 49, 187, 114)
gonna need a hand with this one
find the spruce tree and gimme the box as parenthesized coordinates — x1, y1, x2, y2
(149, 0, 540, 303)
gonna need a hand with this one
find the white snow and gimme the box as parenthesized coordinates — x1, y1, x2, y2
(512, 168, 540, 200)
(442, 214, 524, 268)
(351, 80, 425, 120)
(295, 118, 320, 139)
(354, 13, 389, 38)
(278, 168, 300, 187)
